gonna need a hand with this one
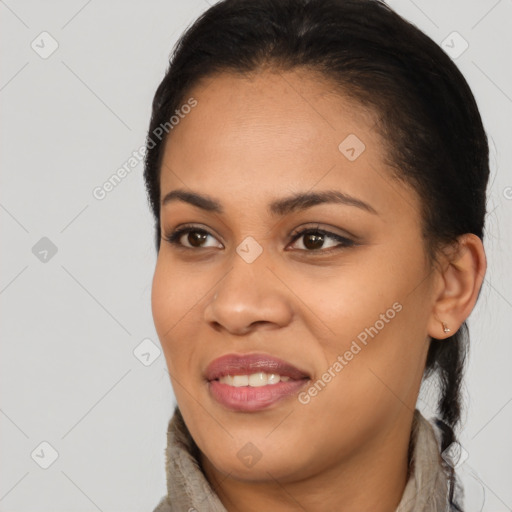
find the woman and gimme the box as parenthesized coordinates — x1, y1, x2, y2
(143, 0, 489, 510)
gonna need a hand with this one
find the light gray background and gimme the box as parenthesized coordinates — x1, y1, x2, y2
(1, 0, 511, 511)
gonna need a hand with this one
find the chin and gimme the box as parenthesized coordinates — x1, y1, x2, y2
(204, 448, 306, 482)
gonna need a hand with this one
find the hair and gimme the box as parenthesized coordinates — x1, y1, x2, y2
(143, 0, 489, 506)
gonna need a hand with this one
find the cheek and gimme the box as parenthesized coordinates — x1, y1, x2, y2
(151, 258, 196, 368)
(151, 258, 172, 338)
(293, 247, 429, 404)
(285, 258, 399, 352)
(151, 255, 200, 330)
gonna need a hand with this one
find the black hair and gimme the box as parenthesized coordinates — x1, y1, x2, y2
(143, 0, 489, 506)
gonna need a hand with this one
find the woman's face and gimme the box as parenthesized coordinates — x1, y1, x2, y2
(151, 69, 440, 482)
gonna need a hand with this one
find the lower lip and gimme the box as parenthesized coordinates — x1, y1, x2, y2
(208, 379, 309, 412)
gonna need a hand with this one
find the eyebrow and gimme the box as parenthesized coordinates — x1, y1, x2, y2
(161, 189, 378, 216)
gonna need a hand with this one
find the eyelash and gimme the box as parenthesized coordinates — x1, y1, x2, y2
(162, 225, 356, 254)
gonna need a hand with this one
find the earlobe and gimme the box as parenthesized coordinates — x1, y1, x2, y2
(427, 233, 487, 339)
(428, 318, 452, 340)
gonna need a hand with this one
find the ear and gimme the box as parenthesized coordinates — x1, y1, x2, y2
(427, 233, 487, 339)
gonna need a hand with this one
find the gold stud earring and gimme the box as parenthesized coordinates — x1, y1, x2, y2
(442, 322, 451, 334)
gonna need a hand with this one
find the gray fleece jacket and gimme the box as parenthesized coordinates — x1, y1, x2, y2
(153, 407, 462, 511)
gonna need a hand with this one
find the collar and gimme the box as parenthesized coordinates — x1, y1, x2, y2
(153, 407, 457, 512)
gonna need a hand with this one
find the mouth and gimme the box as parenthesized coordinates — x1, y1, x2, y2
(204, 353, 311, 412)
(204, 352, 311, 383)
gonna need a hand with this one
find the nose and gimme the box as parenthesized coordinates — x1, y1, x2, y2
(203, 256, 294, 335)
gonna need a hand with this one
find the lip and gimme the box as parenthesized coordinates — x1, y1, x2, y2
(208, 379, 309, 412)
(204, 353, 311, 412)
(204, 353, 310, 381)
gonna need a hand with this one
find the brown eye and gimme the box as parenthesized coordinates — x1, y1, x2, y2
(163, 227, 223, 249)
(185, 230, 208, 247)
(302, 232, 325, 250)
(289, 228, 355, 253)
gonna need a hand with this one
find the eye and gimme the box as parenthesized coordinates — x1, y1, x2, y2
(162, 226, 223, 249)
(162, 224, 356, 253)
(288, 226, 355, 253)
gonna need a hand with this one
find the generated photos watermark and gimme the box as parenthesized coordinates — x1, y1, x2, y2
(298, 301, 403, 405)
(92, 97, 197, 201)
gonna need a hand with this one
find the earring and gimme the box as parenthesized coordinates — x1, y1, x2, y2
(442, 322, 451, 334)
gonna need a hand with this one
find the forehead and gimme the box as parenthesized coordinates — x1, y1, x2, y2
(159, 69, 419, 221)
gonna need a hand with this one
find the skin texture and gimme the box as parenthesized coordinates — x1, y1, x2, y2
(151, 69, 486, 512)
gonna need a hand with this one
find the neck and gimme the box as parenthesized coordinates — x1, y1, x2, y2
(200, 411, 414, 512)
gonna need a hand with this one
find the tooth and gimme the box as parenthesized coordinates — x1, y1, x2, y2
(217, 373, 293, 386)
(219, 375, 234, 385)
(267, 373, 280, 384)
(248, 372, 268, 387)
(232, 375, 249, 387)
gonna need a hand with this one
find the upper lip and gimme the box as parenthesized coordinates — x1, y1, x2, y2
(204, 353, 310, 381)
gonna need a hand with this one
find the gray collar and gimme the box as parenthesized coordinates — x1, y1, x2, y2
(153, 407, 459, 512)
